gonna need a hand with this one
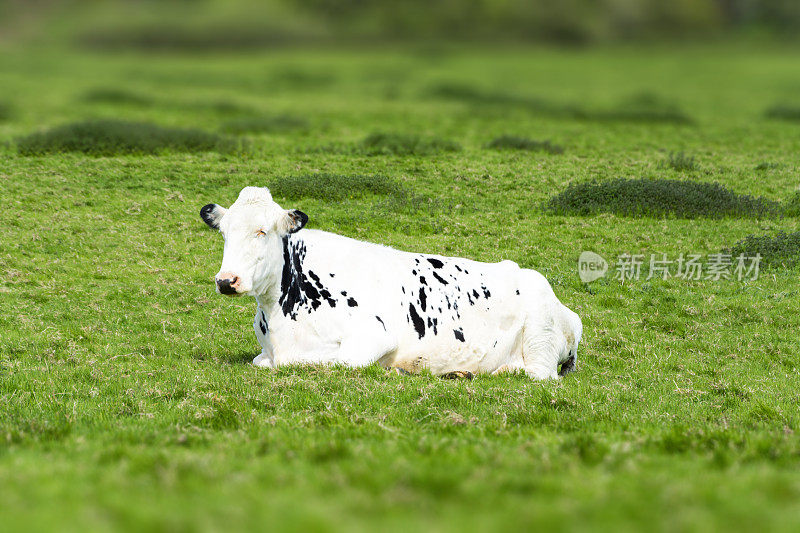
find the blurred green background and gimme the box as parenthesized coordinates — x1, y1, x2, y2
(1, 0, 798, 49)
(2, 2, 800, 532)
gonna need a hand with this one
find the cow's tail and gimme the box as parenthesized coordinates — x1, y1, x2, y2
(558, 305, 582, 377)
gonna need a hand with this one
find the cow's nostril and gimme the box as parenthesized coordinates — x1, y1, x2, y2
(216, 276, 239, 295)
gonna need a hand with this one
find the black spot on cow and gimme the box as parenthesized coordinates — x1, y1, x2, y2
(408, 303, 425, 339)
(516, 289, 520, 295)
(427, 316, 438, 335)
(427, 258, 444, 269)
(259, 320, 267, 335)
(347, 297, 358, 307)
(432, 271, 448, 285)
(375, 315, 386, 331)
(401, 286, 406, 294)
(445, 294, 459, 312)
(412, 269, 417, 275)
(329, 273, 335, 278)
(341, 291, 347, 296)
(320, 289, 335, 305)
(481, 284, 491, 298)
(279, 235, 337, 319)
(419, 287, 427, 312)
(453, 328, 465, 342)
(472, 289, 480, 299)
(419, 276, 427, 285)
(455, 265, 462, 272)
(279, 236, 302, 319)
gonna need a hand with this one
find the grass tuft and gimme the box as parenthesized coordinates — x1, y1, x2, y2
(221, 114, 309, 134)
(725, 231, 800, 268)
(79, 88, 154, 106)
(755, 161, 781, 171)
(17, 120, 239, 156)
(545, 178, 781, 218)
(269, 174, 406, 201)
(660, 151, 698, 172)
(785, 192, 800, 216)
(361, 132, 461, 156)
(486, 135, 564, 154)
(764, 104, 800, 122)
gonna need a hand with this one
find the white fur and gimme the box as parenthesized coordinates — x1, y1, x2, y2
(203, 187, 582, 379)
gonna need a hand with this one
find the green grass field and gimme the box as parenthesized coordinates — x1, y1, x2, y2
(1, 44, 799, 531)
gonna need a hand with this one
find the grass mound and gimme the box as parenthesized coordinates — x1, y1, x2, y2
(79, 24, 306, 52)
(785, 192, 800, 216)
(360, 132, 461, 156)
(545, 178, 781, 219)
(270, 67, 336, 88)
(0, 102, 12, 121)
(660, 151, 698, 172)
(591, 93, 693, 125)
(429, 84, 692, 124)
(17, 120, 238, 156)
(190, 100, 253, 115)
(764, 104, 800, 122)
(429, 83, 578, 117)
(726, 231, 800, 268)
(590, 108, 691, 124)
(270, 174, 405, 201)
(221, 115, 309, 134)
(80, 88, 154, 106)
(486, 135, 564, 154)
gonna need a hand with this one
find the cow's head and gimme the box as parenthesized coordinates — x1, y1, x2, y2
(200, 187, 307, 296)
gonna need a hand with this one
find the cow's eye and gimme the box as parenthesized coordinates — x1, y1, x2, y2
(255, 229, 266, 237)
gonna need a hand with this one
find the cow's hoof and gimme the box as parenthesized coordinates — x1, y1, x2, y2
(441, 370, 474, 380)
(252, 354, 274, 368)
(558, 354, 577, 377)
(390, 367, 412, 375)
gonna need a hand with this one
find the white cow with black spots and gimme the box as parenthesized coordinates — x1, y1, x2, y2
(200, 186, 582, 379)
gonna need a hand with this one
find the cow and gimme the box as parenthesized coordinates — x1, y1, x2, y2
(199, 186, 582, 379)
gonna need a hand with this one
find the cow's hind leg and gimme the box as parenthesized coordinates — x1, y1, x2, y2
(558, 349, 577, 377)
(441, 370, 474, 380)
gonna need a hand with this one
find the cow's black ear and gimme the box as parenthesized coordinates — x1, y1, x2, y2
(200, 203, 227, 230)
(286, 209, 308, 234)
